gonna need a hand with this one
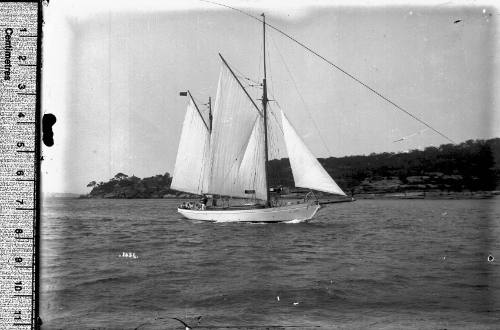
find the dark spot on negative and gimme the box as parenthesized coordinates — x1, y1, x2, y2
(42, 113, 56, 147)
(488, 255, 494, 262)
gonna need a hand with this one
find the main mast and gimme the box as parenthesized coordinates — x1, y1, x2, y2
(208, 96, 213, 133)
(261, 13, 271, 207)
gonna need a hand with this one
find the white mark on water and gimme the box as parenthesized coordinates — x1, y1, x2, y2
(276, 296, 280, 301)
(293, 302, 299, 306)
(285, 219, 305, 224)
(441, 212, 447, 216)
(119, 251, 138, 259)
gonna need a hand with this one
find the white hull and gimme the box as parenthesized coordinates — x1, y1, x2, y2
(178, 203, 321, 222)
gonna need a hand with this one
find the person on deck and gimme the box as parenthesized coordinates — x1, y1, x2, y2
(200, 195, 208, 210)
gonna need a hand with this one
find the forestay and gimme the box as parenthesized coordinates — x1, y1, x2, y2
(206, 64, 267, 199)
(171, 98, 211, 194)
(281, 110, 346, 196)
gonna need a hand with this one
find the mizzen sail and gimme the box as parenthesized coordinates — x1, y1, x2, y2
(171, 98, 211, 195)
(281, 110, 346, 196)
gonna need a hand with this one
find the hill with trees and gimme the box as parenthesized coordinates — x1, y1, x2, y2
(86, 172, 174, 199)
(85, 138, 500, 198)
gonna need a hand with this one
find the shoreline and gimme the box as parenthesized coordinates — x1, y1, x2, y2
(48, 190, 500, 200)
(352, 190, 499, 200)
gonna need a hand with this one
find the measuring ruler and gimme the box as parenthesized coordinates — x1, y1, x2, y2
(0, 1, 42, 328)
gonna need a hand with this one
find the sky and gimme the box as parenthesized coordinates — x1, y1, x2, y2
(42, 0, 500, 194)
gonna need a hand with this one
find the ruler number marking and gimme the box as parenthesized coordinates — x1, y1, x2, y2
(14, 281, 23, 292)
(14, 229, 33, 240)
(19, 54, 35, 67)
(16, 141, 34, 153)
(14, 256, 31, 269)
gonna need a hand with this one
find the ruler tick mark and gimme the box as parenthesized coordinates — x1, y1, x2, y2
(17, 122, 35, 125)
(17, 92, 36, 96)
(15, 237, 33, 240)
(16, 150, 35, 153)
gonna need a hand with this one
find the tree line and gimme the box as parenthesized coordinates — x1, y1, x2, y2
(87, 138, 500, 198)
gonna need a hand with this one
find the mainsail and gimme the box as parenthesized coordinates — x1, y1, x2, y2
(206, 64, 267, 199)
(281, 110, 346, 196)
(171, 98, 211, 194)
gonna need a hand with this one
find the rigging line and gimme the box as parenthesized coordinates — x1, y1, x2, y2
(219, 53, 263, 117)
(198, 0, 455, 144)
(259, 23, 264, 87)
(188, 90, 210, 132)
(268, 103, 284, 134)
(267, 104, 283, 159)
(189, 91, 205, 108)
(393, 128, 429, 143)
(266, 31, 276, 104)
(270, 31, 332, 156)
(236, 73, 260, 86)
(234, 74, 262, 90)
(231, 63, 261, 85)
(198, 130, 210, 193)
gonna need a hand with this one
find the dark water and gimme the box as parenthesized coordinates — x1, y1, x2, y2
(41, 197, 500, 329)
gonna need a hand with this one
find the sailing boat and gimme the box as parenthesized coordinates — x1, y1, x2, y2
(171, 14, 348, 222)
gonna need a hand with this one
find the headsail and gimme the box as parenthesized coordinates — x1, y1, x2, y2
(237, 117, 267, 200)
(281, 110, 346, 196)
(206, 63, 267, 199)
(171, 98, 211, 195)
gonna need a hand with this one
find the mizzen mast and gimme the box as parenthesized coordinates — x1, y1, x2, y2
(261, 13, 271, 207)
